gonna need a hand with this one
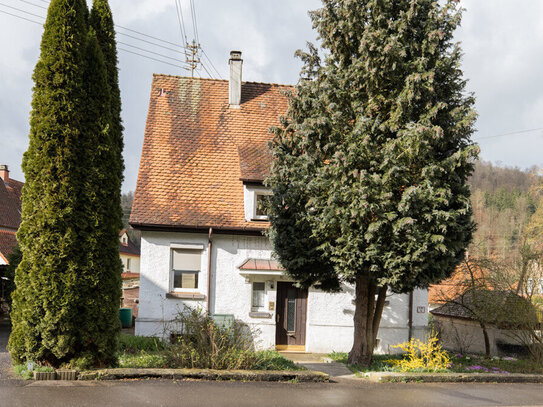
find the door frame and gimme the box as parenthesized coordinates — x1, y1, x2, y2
(275, 282, 308, 351)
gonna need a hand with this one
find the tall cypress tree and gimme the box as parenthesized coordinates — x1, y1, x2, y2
(90, 0, 124, 222)
(9, 0, 90, 366)
(267, 0, 478, 365)
(10, 0, 123, 368)
(74, 27, 122, 367)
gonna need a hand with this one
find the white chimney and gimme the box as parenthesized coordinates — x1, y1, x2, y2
(229, 51, 243, 107)
(0, 165, 9, 183)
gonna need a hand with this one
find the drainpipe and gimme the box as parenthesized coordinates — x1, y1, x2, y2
(206, 227, 213, 313)
(408, 291, 414, 341)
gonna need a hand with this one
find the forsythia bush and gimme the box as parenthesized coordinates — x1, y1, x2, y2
(390, 332, 450, 372)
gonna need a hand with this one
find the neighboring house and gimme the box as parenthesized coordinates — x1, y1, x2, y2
(431, 290, 536, 355)
(0, 165, 22, 268)
(0, 164, 23, 312)
(130, 51, 429, 353)
(119, 229, 140, 318)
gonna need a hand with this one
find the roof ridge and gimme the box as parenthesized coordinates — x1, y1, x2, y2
(152, 73, 294, 88)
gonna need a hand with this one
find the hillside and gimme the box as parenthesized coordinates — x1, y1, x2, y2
(468, 161, 541, 259)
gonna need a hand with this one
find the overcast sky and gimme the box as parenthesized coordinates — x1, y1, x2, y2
(1, 0, 543, 192)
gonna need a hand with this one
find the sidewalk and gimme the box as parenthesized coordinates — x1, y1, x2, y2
(0, 318, 15, 381)
(279, 352, 354, 378)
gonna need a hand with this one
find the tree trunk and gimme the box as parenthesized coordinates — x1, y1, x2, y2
(348, 275, 388, 366)
(480, 322, 491, 358)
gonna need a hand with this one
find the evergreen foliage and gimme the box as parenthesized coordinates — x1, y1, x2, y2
(267, 0, 477, 365)
(9, 0, 123, 368)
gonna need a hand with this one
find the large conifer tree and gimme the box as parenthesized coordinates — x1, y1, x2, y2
(9, 0, 123, 367)
(267, 0, 478, 365)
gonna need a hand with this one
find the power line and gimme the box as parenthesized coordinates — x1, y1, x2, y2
(476, 127, 543, 141)
(116, 31, 187, 55)
(202, 49, 222, 79)
(117, 47, 189, 70)
(21, 0, 190, 50)
(114, 24, 185, 49)
(174, 0, 187, 44)
(0, 2, 44, 20)
(189, 0, 199, 45)
(0, 7, 41, 24)
(200, 60, 214, 79)
(19, 0, 46, 10)
(117, 41, 188, 64)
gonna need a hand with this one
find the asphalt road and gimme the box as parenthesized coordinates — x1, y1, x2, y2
(2, 320, 543, 407)
(2, 378, 543, 407)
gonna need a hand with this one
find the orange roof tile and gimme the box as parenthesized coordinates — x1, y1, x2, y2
(0, 229, 17, 263)
(130, 75, 292, 232)
(0, 177, 23, 230)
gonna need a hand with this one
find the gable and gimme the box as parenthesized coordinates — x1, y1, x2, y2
(130, 75, 291, 232)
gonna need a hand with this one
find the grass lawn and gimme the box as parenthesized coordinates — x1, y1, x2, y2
(117, 334, 302, 371)
(329, 352, 543, 376)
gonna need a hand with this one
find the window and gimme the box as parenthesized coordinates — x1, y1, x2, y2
(126, 258, 131, 272)
(252, 282, 265, 310)
(171, 248, 202, 290)
(255, 194, 269, 218)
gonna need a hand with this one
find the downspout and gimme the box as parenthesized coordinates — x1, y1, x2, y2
(206, 227, 213, 313)
(408, 291, 414, 341)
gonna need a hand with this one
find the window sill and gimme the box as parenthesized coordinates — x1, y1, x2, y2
(249, 312, 272, 319)
(166, 292, 206, 300)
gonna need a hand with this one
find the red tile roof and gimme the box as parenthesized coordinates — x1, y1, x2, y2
(0, 177, 23, 230)
(130, 75, 292, 232)
(0, 229, 17, 263)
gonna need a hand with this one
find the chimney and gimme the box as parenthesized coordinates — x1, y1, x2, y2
(0, 165, 9, 183)
(229, 51, 243, 107)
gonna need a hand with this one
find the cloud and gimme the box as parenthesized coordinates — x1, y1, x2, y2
(1, 0, 542, 191)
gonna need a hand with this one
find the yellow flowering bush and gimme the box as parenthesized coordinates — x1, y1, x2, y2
(390, 332, 450, 372)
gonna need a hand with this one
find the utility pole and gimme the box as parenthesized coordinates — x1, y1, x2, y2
(186, 39, 201, 78)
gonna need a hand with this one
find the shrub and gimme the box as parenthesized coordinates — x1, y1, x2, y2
(119, 334, 165, 354)
(168, 307, 259, 370)
(391, 332, 451, 372)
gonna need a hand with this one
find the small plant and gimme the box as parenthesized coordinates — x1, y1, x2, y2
(119, 334, 165, 354)
(391, 332, 451, 372)
(14, 363, 54, 380)
(118, 352, 169, 368)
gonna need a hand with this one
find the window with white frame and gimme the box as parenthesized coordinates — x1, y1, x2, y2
(252, 282, 265, 310)
(253, 191, 272, 220)
(171, 248, 202, 290)
(126, 258, 131, 272)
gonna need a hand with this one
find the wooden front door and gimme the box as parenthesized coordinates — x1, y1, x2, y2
(275, 282, 308, 351)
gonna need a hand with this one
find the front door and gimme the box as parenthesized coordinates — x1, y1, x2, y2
(275, 282, 307, 351)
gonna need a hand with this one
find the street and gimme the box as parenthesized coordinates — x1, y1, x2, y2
(2, 378, 543, 407)
(2, 318, 543, 407)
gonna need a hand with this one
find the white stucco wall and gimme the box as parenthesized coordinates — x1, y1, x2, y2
(135, 230, 430, 353)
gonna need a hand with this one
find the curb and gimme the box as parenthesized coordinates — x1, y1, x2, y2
(78, 368, 329, 382)
(365, 372, 543, 383)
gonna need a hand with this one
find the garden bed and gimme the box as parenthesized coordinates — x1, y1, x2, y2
(329, 352, 543, 378)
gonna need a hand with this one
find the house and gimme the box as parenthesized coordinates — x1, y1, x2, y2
(431, 290, 537, 356)
(119, 229, 140, 318)
(0, 165, 23, 312)
(0, 165, 22, 268)
(130, 51, 429, 353)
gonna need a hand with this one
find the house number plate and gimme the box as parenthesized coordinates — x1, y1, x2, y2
(416, 306, 426, 313)
(269, 301, 275, 311)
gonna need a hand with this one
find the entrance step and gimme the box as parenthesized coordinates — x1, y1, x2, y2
(279, 352, 354, 378)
